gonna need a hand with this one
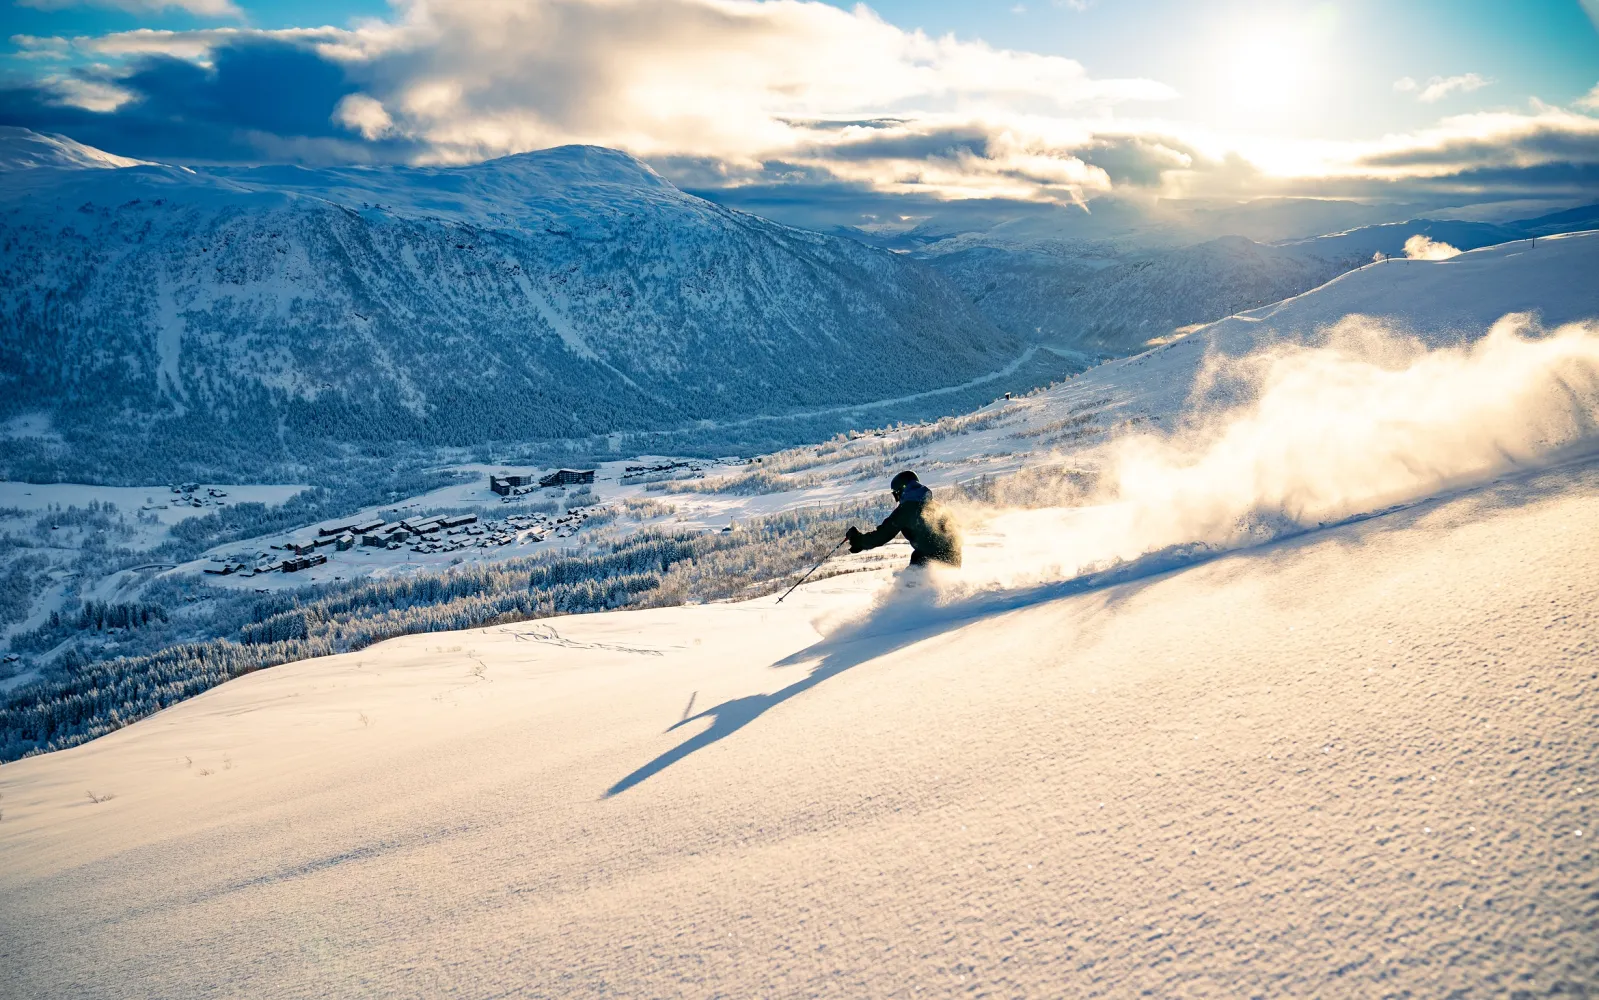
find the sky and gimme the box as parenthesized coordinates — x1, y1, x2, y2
(2, 0, 1597, 234)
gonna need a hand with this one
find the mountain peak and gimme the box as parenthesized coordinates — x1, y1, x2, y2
(469, 143, 672, 191)
(0, 127, 151, 171)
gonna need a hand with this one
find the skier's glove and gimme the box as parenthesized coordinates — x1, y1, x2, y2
(845, 526, 863, 553)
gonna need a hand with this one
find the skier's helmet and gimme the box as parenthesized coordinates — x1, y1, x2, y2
(890, 470, 919, 499)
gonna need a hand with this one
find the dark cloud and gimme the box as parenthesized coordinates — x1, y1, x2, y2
(1356, 125, 1599, 170)
(1076, 135, 1196, 187)
(818, 127, 991, 163)
(1402, 161, 1599, 198)
(681, 175, 1118, 239)
(0, 39, 423, 164)
(778, 117, 908, 131)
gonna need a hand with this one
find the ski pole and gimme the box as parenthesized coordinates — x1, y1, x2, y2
(777, 538, 848, 604)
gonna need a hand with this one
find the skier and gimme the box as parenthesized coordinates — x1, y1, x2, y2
(845, 470, 962, 567)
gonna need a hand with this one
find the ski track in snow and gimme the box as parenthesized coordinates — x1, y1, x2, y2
(152, 271, 188, 416)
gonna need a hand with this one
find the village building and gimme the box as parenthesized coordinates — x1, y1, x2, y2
(539, 469, 596, 488)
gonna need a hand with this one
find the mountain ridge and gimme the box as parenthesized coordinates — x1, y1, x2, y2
(0, 130, 1032, 482)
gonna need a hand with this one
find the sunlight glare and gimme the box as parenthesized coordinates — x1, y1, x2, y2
(1223, 24, 1309, 113)
(1203, 4, 1340, 128)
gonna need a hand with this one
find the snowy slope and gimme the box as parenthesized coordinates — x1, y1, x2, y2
(0, 130, 1022, 481)
(0, 127, 152, 171)
(0, 453, 1594, 998)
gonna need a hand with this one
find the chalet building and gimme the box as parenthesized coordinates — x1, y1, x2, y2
(540, 469, 596, 488)
(320, 518, 385, 537)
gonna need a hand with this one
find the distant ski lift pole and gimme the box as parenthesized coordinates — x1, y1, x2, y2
(777, 538, 848, 604)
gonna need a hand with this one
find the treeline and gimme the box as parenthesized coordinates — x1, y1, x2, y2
(0, 500, 885, 762)
(69, 601, 169, 632)
(11, 599, 174, 654)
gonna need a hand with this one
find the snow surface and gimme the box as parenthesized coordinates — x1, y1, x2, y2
(0, 453, 1594, 997)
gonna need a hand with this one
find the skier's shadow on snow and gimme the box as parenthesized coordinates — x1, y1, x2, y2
(602, 604, 954, 798)
(603, 563, 1175, 798)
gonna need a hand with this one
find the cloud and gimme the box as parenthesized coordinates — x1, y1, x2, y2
(332, 93, 393, 140)
(9, 34, 72, 60)
(40, 75, 138, 112)
(1394, 72, 1492, 103)
(1348, 108, 1599, 175)
(0, 0, 1594, 225)
(0, 0, 1178, 204)
(15, 0, 241, 17)
(1578, 83, 1599, 112)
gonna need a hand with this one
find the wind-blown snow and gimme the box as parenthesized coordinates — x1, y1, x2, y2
(1404, 233, 1463, 260)
(942, 313, 1599, 597)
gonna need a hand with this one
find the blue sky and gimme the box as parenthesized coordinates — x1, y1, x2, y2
(3, 0, 1597, 229)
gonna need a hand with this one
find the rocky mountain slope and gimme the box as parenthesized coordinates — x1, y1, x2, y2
(0, 128, 1021, 482)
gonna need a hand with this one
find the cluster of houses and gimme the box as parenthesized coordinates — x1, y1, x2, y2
(198, 495, 612, 583)
(146, 483, 230, 512)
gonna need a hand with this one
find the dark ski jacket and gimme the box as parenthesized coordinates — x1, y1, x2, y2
(849, 482, 962, 566)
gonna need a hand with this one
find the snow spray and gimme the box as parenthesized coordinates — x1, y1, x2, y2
(861, 313, 1599, 619)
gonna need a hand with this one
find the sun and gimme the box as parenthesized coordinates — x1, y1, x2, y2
(1223, 27, 1310, 113)
(1201, 5, 1340, 129)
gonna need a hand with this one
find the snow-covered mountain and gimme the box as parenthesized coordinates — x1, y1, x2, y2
(0, 128, 152, 171)
(0, 129, 1020, 481)
(906, 206, 1598, 355)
